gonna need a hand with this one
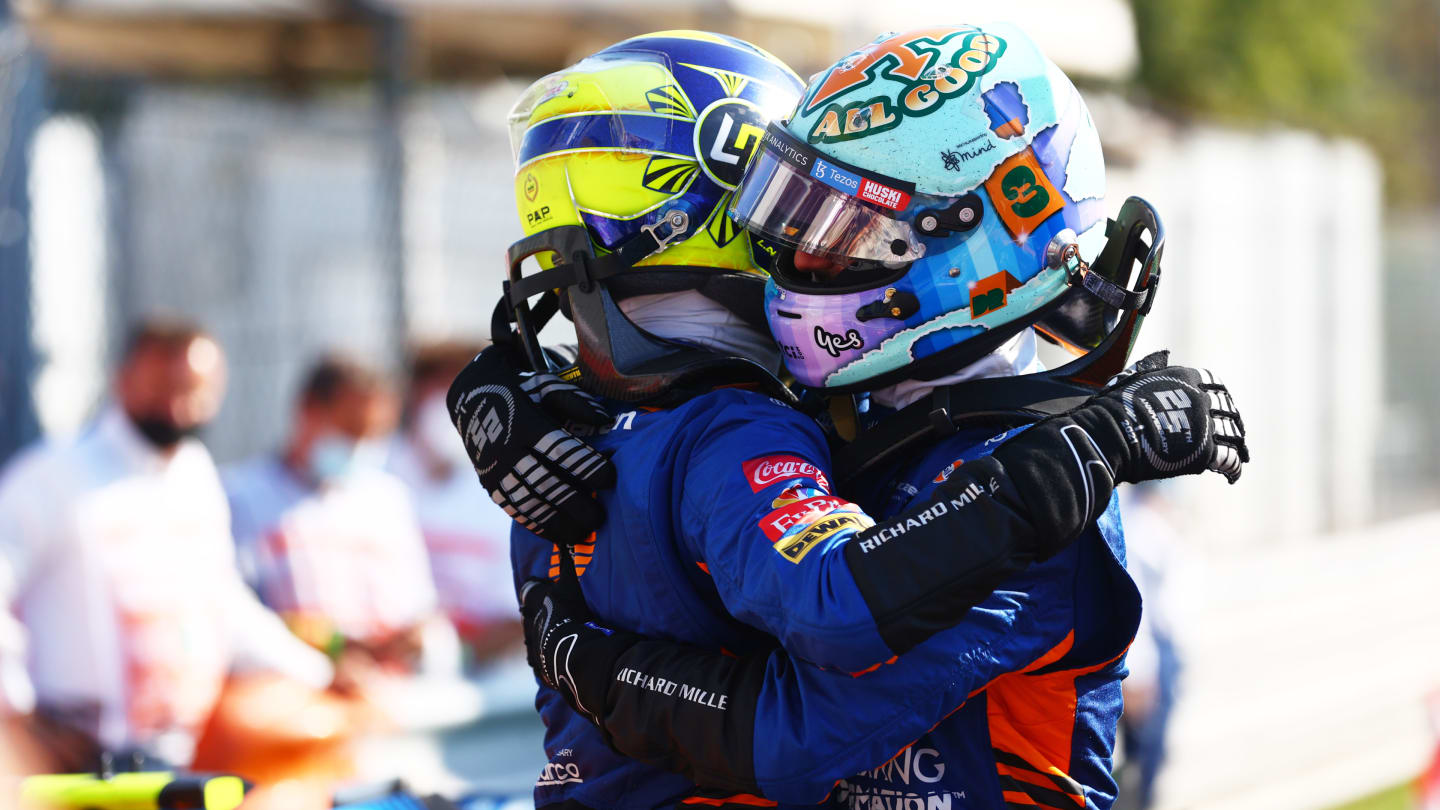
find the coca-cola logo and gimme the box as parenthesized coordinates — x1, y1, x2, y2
(741, 454, 831, 493)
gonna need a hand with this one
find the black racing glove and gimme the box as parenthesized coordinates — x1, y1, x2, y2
(1064, 350, 1249, 485)
(447, 347, 617, 545)
(973, 351, 1248, 563)
(519, 576, 771, 795)
(519, 577, 637, 728)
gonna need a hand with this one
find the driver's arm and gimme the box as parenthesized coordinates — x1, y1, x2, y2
(674, 396, 1112, 672)
(523, 509, 1137, 805)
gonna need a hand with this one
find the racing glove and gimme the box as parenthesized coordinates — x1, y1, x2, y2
(447, 346, 617, 546)
(1081, 350, 1247, 483)
(519, 577, 638, 728)
(992, 351, 1247, 516)
(841, 354, 1248, 654)
(520, 576, 768, 790)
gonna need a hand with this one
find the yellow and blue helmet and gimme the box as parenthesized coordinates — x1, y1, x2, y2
(501, 31, 804, 402)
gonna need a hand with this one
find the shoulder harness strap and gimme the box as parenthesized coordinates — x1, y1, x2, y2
(834, 373, 1096, 493)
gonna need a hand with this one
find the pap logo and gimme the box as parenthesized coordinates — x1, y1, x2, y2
(758, 495, 847, 541)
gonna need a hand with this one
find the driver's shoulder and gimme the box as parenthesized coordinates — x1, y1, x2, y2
(603, 387, 815, 449)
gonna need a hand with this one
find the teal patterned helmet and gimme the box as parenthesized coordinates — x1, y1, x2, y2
(730, 23, 1135, 391)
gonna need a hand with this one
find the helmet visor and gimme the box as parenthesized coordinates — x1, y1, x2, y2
(729, 124, 925, 264)
(507, 52, 685, 167)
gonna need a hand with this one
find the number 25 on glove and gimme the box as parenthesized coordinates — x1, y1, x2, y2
(447, 347, 617, 546)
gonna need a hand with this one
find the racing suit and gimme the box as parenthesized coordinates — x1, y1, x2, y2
(583, 423, 1138, 808)
(510, 388, 1138, 808)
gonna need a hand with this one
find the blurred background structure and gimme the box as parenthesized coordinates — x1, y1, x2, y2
(0, 0, 1437, 807)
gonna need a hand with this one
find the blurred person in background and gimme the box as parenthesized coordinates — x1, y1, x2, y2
(1115, 485, 1187, 810)
(386, 341, 523, 667)
(225, 354, 460, 681)
(0, 320, 334, 771)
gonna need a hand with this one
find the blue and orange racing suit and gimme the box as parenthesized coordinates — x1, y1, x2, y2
(510, 387, 1140, 809)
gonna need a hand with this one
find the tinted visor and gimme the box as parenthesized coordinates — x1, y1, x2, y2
(506, 52, 686, 166)
(729, 124, 924, 264)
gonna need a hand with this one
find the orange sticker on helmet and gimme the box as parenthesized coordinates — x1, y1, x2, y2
(969, 270, 1022, 319)
(983, 148, 1064, 237)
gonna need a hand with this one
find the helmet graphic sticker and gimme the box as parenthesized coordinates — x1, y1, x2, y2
(693, 97, 768, 190)
(801, 27, 1006, 144)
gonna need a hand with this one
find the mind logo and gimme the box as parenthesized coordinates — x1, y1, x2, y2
(803, 28, 1006, 144)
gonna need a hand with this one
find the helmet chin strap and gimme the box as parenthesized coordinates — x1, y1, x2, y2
(504, 217, 797, 405)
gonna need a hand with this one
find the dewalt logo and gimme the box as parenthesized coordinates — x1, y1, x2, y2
(773, 512, 872, 564)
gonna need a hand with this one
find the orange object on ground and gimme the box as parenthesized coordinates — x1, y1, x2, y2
(191, 674, 375, 801)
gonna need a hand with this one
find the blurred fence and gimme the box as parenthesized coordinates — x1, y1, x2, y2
(1096, 99, 1387, 548)
(1379, 211, 1440, 517)
(22, 80, 524, 462)
(1155, 511, 1440, 810)
(0, 11, 43, 462)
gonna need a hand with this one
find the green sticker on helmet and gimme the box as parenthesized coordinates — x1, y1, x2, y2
(1000, 163, 1051, 218)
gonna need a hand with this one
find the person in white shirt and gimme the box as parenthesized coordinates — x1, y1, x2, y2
(0, 320, 334, 770)
(225, 354, 458, 677)
(386, 342, 523, 666)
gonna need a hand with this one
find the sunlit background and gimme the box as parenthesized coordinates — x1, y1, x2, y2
(1, 0, 1438, 808)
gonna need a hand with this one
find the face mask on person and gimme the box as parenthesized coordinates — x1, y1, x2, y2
(130, 415, 200, 450)
(307, 433, 382, 484)
(415, 393, 473, 471)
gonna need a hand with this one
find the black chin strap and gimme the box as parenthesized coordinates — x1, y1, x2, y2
(493, 290, 559, 355)
(833, 373, 1097, 493)
(1075, 262, 1155, 314)
(1048, 228, 1157, 317)
(554, 540, 584, 595)
(507, 210, 691, 307)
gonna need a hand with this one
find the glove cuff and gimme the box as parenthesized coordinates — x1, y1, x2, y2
(987, 407, 1127, 555)
(566, 623, 645, 731)
(1062, 397, 1139, 481)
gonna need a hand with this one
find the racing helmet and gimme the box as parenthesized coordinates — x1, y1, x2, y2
(502, 31, 804, 402)
(730, 23, 1161, 392)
